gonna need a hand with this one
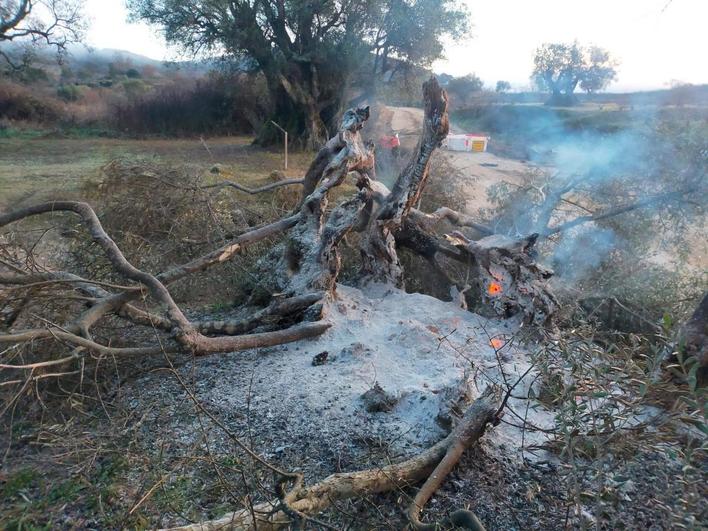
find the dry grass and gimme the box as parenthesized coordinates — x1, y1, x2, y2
(0, 135, 312, 208)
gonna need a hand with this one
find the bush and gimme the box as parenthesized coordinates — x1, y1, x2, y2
(126, 68, 142, 79)
(57, 84, 81, 102)
(76, 158, 287, 304)
(122, 79, 149, 98)
(112, 72, 270, 136)
(0, 81, 61, 122)
(17, 66, 49, 84)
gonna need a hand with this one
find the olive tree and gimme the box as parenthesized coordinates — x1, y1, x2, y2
(495, 80, 511, 93)
(127, 0, 469, 148)
(532, 41, 617, 105)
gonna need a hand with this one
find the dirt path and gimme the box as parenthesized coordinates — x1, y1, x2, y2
(384, 105, 534, 213)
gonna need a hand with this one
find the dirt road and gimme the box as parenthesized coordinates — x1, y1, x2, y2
(385, 105, 533, 214)
(383, 105, 707, 270)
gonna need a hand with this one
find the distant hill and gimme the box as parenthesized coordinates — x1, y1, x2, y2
(63, 45, 211, 75)
(0, 42, 211, 82)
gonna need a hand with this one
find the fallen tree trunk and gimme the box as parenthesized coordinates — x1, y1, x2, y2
(162, 386, 502, 531)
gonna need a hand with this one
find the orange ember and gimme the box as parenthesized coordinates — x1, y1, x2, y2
(487, 282, 503, 296)
(489, 338, 505, 350)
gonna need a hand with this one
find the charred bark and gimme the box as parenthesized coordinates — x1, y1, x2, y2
(446, 231, 558, 325)
(359, 77, 450, 286)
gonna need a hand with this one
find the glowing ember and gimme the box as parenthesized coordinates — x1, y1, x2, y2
(489, 338, 505, 350)
(487, 281, 503, 296)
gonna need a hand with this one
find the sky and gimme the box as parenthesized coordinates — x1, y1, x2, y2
(84, 0, 708, 92)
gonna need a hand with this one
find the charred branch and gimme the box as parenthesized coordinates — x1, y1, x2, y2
(360, 77, 450, 285)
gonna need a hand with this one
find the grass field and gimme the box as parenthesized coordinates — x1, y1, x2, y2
(0, 135, 312, 207)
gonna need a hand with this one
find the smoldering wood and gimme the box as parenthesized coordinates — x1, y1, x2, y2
(446, 231, 558, 325)
(0, 78, 560, 531)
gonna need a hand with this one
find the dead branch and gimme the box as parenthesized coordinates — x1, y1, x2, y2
(542, 189, 694, 237)
(159, 214, 301, 284)
(418, 206, 494, 236)
(408, 387, 502, 531)
(0, 328, 178, 356)
(360, 77, 450, 285)
(200, 178, 304, 195)
(162, 386, 502, 531)
(0, 202, 328, 354)
(0, 270, 113, 299)
(0, 201, 199, 341)
(197, 293, 323, 335)
(0, 321, 330, 356)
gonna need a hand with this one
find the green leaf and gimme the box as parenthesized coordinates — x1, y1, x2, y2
(662, 312, 673, 331)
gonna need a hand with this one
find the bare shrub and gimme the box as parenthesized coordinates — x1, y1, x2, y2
(74, 158, 295, 305)
(0, 80, 61, 122)
(112, 72, 270, 136)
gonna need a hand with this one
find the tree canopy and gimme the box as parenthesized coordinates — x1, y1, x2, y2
(532, 42, 617, 105)
(128, 0, 469, 148)
(495, 80, 510, 93)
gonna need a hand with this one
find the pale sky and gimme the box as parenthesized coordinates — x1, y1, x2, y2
(84, 0, 708, 92)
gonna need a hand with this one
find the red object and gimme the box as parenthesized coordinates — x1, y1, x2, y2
(379, 135, 401, 149)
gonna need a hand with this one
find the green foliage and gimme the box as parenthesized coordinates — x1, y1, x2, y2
(533, 323, 706, 528)
(0, 453, 130, 530)
(107, 62, 122, 79)
(122, 78, 148, 98)
(447, 73, 484, 94)
(1, 468, 37, 499)
(126, 67, 142, 78)
(17, 66, 49, 85)
(60, 65, 74, 83)
(375, 0, 470, 69)
(533, 42, 617, 102)
(495, 80, 511, 93)
(56, 84, 80, 102)
(127, 0, 470, 142)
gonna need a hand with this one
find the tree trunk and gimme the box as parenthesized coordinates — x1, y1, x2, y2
(359, 77, 450, 286)
(255, 63, 343, 150)
(676, 291, 708, 387)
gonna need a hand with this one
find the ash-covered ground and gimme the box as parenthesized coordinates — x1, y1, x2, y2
(118, 284, 561, 528)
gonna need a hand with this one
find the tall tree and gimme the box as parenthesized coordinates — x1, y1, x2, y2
(128, 0, 469, 149)
(0, 0, 84, 71)
(445, 73, 483, 106)
(495, 80, 510, 93)
(532, 41, 617, 105)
